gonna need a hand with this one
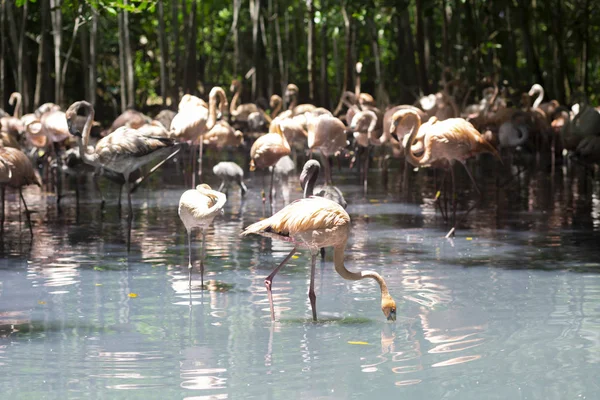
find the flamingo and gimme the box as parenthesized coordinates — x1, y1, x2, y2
(65, 101, 177, 219)
(241, 196, 396, 322)
(212, 161, 247, 196)
(300, 159, 347, 260)
(170, 87, 228, 186)
(249, 123, 291, 212)
(0, 147, 41, 235)
(178, 184, 227, 286)
(390, 109, 499, 237)
(306, 113, 348, 184)
(285, 84, 316, 116)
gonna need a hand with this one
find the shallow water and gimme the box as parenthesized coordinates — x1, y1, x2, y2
(1, 157, 600, 399)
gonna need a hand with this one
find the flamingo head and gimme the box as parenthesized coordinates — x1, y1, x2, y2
(382, 295, 397, 322)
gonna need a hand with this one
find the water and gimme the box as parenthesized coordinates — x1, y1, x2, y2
(1, 158, 600, 399)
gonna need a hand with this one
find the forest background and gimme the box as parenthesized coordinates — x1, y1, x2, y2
(2, 0, 598, 123)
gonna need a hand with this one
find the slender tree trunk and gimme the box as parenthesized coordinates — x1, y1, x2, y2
(306, 0, 316, 102)
(367, 13, 386, 107)
(265, 0, 274, 96)
(79, 10, 89, 103)
(516, 0, 544, 87)
(157, 0, 168, 105)
(415, 0, 429, 94)
(284, 10, 290, 92)
(333, 4, 352, 116)
(6, 3, 19, 89)
(504, 5, 519, 87)
(183, 0, 197, 94)
(49, 0, 62, 105)
(319, 1, 329, 108)
(274, 0, 285, 95)
(233, 0, 241, 76)
(17, 0, 28, 110)
(582, 0, 590, 97)
(250, 0, 260, 99)
(441, 0, 449, 67)
(171, 0, 180, 104)
(123, 0, 135, 108)
(0, 0, 4, 105)
(550, 0, 568, 103)
(89, 8, 98, 106)
(60, 6, 82, 107)
(118, 8, 127, 112)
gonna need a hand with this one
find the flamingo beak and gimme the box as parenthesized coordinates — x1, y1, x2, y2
(387, 309, 397, 322)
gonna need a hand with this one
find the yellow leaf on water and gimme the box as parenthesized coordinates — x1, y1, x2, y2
(466, 237, 473, 241)
(38, 301, 46, 305)
(128, 293, 138, 298)
(348, 341, 370, 345)
(292, 255, 300, 259)
(95, 283, 103, 286)
(435, 191, 441, 200)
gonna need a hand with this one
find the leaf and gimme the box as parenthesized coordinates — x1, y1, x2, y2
(348, 341, 370, 345)
(128, 293, 138, 298)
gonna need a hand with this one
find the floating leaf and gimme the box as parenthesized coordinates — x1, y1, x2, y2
(38, 301, 46, 305)
(95, 283, 103, 286)
(128, 293, 138, 298)
(348, 341, 370, 345)
(466, 237, 473, 241)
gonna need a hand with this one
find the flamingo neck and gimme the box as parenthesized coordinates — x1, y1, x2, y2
(78, 103, 100, 166)
(532, 87, 544, 110)
(303, 167, 318, 198)
(207, 90, 221, 131)
(402, 112, 426, 166)
(14, 94, 21, 119)
(230, 84, 241, 116)
(288, 94, 297, 111)
(333, 243, 391, 299)
(272, 100, 282, 119)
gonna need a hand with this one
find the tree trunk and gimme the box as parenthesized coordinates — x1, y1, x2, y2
(549, 0, 568, 103)
(183, 0, 197, 94)
(441, 0, 449, 67)
(274, 0, 286, 95)
(89, 8, 98, 106)
(582, 0, 590, 97)
(333, 5, 352, 116)
(171, 0, 180, 104)
(60, 6, 82, 107)
(516, 0, 544, 87)
(250, 0, 260, 99)
(233, 0, 241, 76)
(49, 0, 62, 105)
(17, 0, 28, 110)
(319, 0, 329, 108)
(157, 0, 168, 105)
(118, 8, 127, 112)
(367, 13, 386, 107)
(123, 0, 135, 108)
(415, 0, 429, 94)
(306, 0, 316, 102)
(79, 8, 89, 103)
(0, 0, 4, 105)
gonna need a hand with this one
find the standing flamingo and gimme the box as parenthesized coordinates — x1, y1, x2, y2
(212, 161, 247, 196)
(170, 87, 228, 186)
(241, 196, 396, 321)
(390, 109, 499, 237)
(0, 147, 41, 235)
(65, 101, 176, 219)
(306, 113, 348, 184)
(249, 123, 291, 212)
(179, 184, 227, 286)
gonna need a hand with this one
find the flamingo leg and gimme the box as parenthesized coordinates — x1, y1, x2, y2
(131, 147, 181, 193)
(19, 189, 33, 238)
(54, 143, 63, 205)
(191, 142, 198, 188)
(269, 166, 275, 214)
(445, 164, 457, 238)
(309, 252, 318, 321)
(434, 170, 448, 222)
(125, 174, 133, 221)
(265, 247, 297, 321)
(187, 229, 193, 287)
(200, 230, 206, 289)
(198, 138, 204, 184)
(218, 181, 226, 192)
(363, 146, 370, 194)
(450, 161, 483, 234)
(320, 247, 325, 260)
(93, 170, 105, 208)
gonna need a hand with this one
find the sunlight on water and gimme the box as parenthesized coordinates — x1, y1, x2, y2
(0, 164, 599, 398)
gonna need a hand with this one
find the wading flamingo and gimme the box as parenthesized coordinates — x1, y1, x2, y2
(241, 196, 396, 322)
(179, 184, 227, 286)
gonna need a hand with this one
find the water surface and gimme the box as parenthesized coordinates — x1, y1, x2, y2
(1, 158, 599, 399)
